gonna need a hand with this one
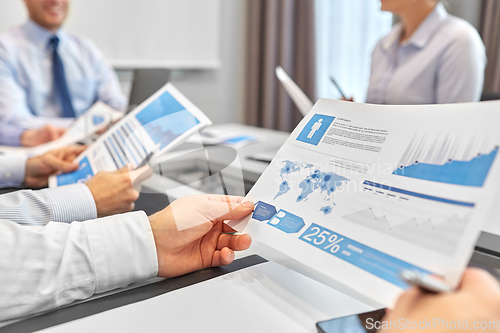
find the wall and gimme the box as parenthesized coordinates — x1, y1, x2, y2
(0, 0, 221, 68)
(445, 0, 483, 31)
(118, 0, 247, 125)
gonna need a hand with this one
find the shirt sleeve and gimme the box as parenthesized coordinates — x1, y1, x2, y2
(0, 124, 26, 146)
(0, 211, 158, 321)
(436, 26, 487, 103)
(0, 184, 97, 225)
(0, 155, 27, 187)
(87, 41, 128, 113)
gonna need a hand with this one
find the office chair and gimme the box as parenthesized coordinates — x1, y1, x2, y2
(127, 68, 171, 113)
(481, 92, 500, 101)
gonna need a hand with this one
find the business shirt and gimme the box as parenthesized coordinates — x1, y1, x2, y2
(0, 124, 27, 147)
(0, 154, 157, 321)
(0, 19, 127, 145)
(0, 155, 97, 224)
(366, 3, 486, 105)
(0, 211, 158, 321)
(0, 154, 27, 187)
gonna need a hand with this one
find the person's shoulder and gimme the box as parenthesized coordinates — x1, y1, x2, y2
(63, 32, 105, 63)
(439, 15, 483, 47)
(0, 25, 27, 63)
(0, 25, 25, 51)
(63, 33, 100, 53)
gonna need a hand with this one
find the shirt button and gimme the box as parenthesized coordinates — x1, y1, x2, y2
(5, 172, 11, 179)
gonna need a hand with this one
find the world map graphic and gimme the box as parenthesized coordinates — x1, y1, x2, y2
(274, 160, 349, 215)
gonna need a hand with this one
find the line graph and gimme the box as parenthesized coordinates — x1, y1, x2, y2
(342, 208, 469, 256)
(338, 183, 474, 256)
(393, 132, 498, 187)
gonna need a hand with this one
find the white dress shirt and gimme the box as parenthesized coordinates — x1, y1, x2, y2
(0, 155, 97, 224)
(0, 211, 158, 321)
(366, 3, 486, 105)
(0, 155, 158, 321)
(0, 184, 97, 225)
(0, 19, 127, 145)
(0, 124, 28, 147)
(0, 154, 27, 188)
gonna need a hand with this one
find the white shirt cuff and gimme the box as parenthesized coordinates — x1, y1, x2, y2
(42, 184, 98, 222)
(0, 154, 28, 187)
(84, 211, 159, 293)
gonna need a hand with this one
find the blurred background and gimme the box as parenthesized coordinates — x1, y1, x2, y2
(0, 0, 496, 132)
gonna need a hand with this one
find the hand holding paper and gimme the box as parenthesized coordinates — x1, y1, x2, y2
(84, 165, 153, 217)
(230, 98, 500, 307)
(24, 145, 86, 188)
(49, 84, 212, 188)
(21, 124, 66, 147)
(148, 195, 253, 278)
(381, 268, 500, 333)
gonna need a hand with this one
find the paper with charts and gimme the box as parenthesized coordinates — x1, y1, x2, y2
(229, 99, 500, 307)
(48, 83, 211, 187)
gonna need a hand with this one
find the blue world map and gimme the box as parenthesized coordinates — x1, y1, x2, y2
(274, 160, 349, 215)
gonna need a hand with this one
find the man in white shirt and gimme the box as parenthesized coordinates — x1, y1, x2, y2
(0, 0, 127, 146)
(0, 146, 147, 223)
(0, 148, 253, 321)
(0, 193, 254, 321)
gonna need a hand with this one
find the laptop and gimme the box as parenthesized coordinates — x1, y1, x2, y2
(127, 68, 171, 114)
(275, 66, 314, 117)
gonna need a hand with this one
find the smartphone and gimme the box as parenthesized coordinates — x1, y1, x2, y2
(317, 309, 386, 333)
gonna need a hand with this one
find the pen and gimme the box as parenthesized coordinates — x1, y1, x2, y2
(400, 270, 454, 293)
(135, 150, 156, 170)
(330, 76, 347, 100)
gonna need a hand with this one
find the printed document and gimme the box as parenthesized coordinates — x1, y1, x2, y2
(0, 102, 121, 156)
(49, 83, 211, 187)
(230, 99, 500, 306)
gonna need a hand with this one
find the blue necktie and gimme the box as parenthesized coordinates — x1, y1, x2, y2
(50, 36, 75, 118)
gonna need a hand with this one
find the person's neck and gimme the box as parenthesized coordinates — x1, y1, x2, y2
(398, 2, 437, 43)
(29, 16, 61, 33)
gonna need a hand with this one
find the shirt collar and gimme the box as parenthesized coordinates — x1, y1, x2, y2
(382, 3, 448, 50)
(22, 19, 64, 50)
(382, 22, 403, 50)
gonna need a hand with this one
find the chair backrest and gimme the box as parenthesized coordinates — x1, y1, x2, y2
(481, 92, 500, 101)
(127, 68, 171, 113)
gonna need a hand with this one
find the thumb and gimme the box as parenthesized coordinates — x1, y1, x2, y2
(178, 221, 213, 239)
(129, 165, 154, 187)
(46, 125, 59, 141)
(65, 145, 87, 159)
(56, 127, 66, 137)
(45, 154, 79, 173)
(459, 268, 499, 294)
(212, 201, 254, 223)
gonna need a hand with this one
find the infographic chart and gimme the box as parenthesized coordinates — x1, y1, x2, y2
(135, 91, 200, 150)
(341, 180, 473, 256)
(393, 133, 498, 187)
(274, 160, 349, 215)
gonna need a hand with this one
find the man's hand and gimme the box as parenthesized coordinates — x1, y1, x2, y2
(21, 124, 66, 147)
(84, 166, 152, 217)
(148, 195, 254, 278)
(24, 146, 86, 188)
(381, 268, 500, 333)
